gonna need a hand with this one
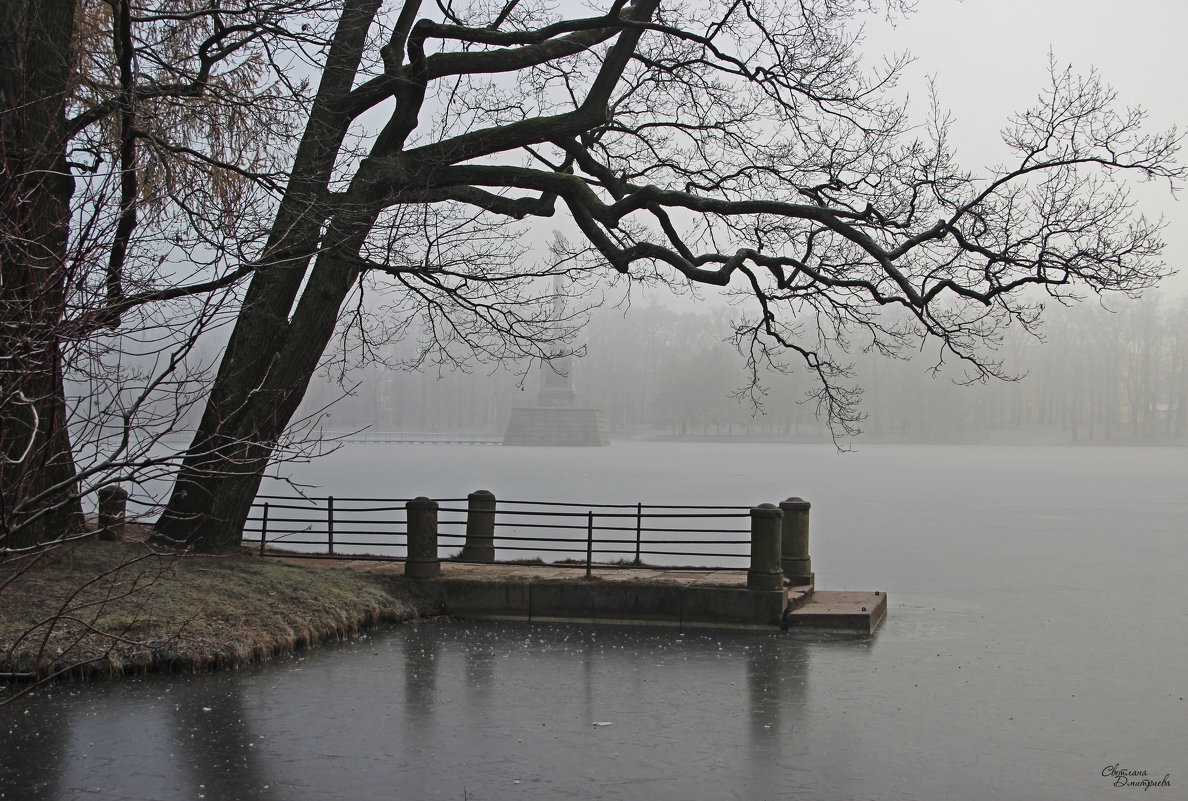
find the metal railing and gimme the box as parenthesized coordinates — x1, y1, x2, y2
(84, 485, 808, 590)
(246, 493, 753, 569)
(474, 499, 752, 567)
(247, 495, 423, 556)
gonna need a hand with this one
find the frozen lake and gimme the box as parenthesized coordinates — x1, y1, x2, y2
(2, 442, 1185, 799)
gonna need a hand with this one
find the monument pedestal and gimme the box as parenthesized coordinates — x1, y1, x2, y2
(505, 279, 609, 446)
(502, 407, 610, 446)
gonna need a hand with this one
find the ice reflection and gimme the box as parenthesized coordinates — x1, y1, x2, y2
(0, 622, 880, 800)
(171, 683, 280, 801)
(0, 693, 69, 800)
(403, 622, 442, 734)
(0, 679, 285, 801)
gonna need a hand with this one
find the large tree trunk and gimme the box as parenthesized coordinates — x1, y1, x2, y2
(153, 233, 373, 552)
(154, 0, 383, 552)
(0, 0, 83, 550)
(155, 0, 659, 552)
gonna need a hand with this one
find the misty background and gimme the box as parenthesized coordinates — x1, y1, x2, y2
(286, 0, 1188, 448)
(294, 285, 1188, 444)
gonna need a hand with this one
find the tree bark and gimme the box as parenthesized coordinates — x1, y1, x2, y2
(154, 0, 384, 552)
(0, 0, 83, 549)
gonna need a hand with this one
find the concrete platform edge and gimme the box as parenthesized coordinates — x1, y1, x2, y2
(390, 574, 886, 634)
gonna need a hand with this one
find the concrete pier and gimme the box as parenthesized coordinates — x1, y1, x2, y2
(265, 489, 885, 634)
(275, 557, 887, 633)
(388, 562, 883, 632)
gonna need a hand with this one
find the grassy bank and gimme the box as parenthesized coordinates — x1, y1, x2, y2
(0, 533, 428, 686)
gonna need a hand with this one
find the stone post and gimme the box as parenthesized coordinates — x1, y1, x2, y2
(97, 486, 129, 541)
(779, 497, 813, 585)
(748, 503, 784, 591)
(405, 497, 440, 579)
(459, 490, 496, 562)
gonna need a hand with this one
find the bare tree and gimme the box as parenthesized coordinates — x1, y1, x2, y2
(1, 0, 340, 551)
(2, 0, 85, 547)
(144, 0, 1181, 552)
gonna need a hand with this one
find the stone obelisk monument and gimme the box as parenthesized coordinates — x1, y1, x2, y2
(502, 278, 609, 446)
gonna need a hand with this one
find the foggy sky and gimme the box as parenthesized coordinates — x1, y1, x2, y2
(865, 0, 1188, 291)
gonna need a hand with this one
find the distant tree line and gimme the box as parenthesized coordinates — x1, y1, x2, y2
(303, 289, 1188, 444)
(856, 291, 1188, 442)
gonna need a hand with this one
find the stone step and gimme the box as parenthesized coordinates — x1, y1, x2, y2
(784, 590, 887, 634)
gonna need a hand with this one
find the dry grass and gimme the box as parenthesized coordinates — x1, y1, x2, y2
(0, 534, 428, 686)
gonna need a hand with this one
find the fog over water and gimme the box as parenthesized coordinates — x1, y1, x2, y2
(3, 441, 1185, 799)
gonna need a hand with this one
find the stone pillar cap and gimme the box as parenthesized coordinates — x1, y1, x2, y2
(750, 503, 782, 517)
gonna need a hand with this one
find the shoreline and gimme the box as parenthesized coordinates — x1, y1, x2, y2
(0, 534, 433, 691)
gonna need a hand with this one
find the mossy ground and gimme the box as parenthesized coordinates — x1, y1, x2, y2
(0, 532, 427, 685)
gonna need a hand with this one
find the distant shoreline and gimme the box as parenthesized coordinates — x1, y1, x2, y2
(299, 426, 1188, 448)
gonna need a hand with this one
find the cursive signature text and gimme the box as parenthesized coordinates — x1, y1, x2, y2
(1102, 764, 1173, 790)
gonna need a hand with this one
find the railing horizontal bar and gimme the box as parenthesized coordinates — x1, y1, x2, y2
(309, 542, 406, 549)
(497, 509, 749, 519)
(277, 532, 402, 539)
(492, 500, 655, 509)
(486, 545, 612, 554)
(516, 563, 748, 572)
(311, 532, 407, 537)
(245, 519, 744, 537)
(498, 536, 745, 547)
(496, 522, 597, 531)
(457, 508, 747, 520)
(495, 499, 747, 510)
(260, 551, 749, 570)
(251, 509, 410, 520)
(254, 495, 471, 503)
(308, 521, 407, 528)
(251, 517, 347, 525)
(261, 552, 401, 561)
(634, 512, 750, 519)
(254, 496, 747, 510)
(584, 525, 750, 535)
(609, 539, 747, 547)
(255, 537, 746, 554)
(483, 533, 591, 544)
(492, 525, 749, 538)
(487, 548, 746, 561)
(643, 552, 748, 558)
(252, 513, 407, 521)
